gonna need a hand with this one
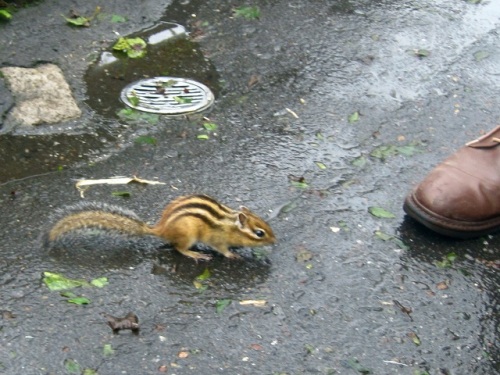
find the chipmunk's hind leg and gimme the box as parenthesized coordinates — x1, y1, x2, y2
(171, 237, 212, 261)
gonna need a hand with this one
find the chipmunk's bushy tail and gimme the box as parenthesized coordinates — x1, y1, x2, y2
(43, 201, 162, 251)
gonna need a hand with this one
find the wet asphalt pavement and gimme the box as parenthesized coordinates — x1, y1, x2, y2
(1, 0, 499, 374)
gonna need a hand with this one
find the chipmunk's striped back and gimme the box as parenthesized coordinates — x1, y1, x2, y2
(157, 194, 235, 228)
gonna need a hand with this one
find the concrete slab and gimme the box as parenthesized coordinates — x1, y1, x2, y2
(1, 64, 81, 130)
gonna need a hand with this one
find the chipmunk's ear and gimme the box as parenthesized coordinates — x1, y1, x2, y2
(240, 206, 251, 214)
(237, 212, 248, 228)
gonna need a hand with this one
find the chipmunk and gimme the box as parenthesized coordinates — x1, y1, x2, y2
(46, 194, 276, 261)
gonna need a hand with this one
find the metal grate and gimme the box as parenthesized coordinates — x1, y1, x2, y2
(120, 77, 214, 115)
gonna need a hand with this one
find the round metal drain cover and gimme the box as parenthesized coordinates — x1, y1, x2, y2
(120, 77, 214, 115)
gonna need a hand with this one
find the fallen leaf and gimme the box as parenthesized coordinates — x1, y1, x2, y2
(195, 268, 211, 281)
(113, 37, 147, 58)
(193, 280, 208, 291)
(239, 300, 267, 307)
(43, 272, 89, 291)
(103, 344, 114, 357)
(435, 252, 457, 268)
(248, 74, 260, 88)
(102, 312, 140, 333)
(75, 176, 165, 197)
(64, 359, 81, 374)
(90, 277, 109, 288)
(351, 156, 367, 168)
(407, 331, 421, 346)
(341, 358, 371, 374)
(203, 122, 218, 132)
(474, 50, 489, 62)
(110, 14, 127, 23)
(296, 247, 313, 262)
(374, 230, 392, 241)
(368, 206, 395, 219)
(436, 280, 449, 290)
(286, 107, 299, 118)
(215, 299, 231, 313)
(348, 111, 360, 123)
(233, 5, 260, 19)
(173, 96, 192, 104)
(315, 162, 327, 170)
(413, 49, 430, 58)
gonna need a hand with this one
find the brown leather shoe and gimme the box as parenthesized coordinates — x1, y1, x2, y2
(404, 126, 500, 238)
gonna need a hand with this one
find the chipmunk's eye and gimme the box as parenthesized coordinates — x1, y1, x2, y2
(254, 229, 266, 238)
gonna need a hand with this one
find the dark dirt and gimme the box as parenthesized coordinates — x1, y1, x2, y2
(0, 0, 499, 374)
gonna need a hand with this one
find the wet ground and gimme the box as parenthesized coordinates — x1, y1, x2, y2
(0, 0, 499, 374)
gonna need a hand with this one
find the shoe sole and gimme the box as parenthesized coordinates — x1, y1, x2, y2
(403, 191, 500, 239)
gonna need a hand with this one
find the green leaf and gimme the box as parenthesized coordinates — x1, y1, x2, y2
(341, 358, 371, 374)
(392, 237, 408, 250)
(348, 111, 359, 123)
(67, 296, 90, 305)
(90, 277, 109, 288)
(234, 6, 260, 20)
(374, 231, 408, 250)
(291, 181, 309, 189)
(83, 369, 98, 375)
(127, 94, 140, 106)
(215, 299, 231, 313)
(196, 268, 211, 281)
(0, 9, 12, 20)
(304, 344, 315, 355)
(103, 344, 114, 357)
(64, 359, 81, 374)
(435, 252, 458, 268)
(43, 272, 88, 291)
(62, 15, 90, 27)
(474, 50, 489, 62)
(351, 156, 367, 168)
(197, 134, 209, 140)
(117, 108, 159, 124)
(112, 37, 147, 59)
(414, 49, 430, 58)
(371, 143, 421, 160)
(370, 145, 398, 159)
(316, 132, 325, 141)
(315, 162, 327, 170)
(374, 230, 392, 241)
(110, 14, 127, 23)
(173, 96, 192, 104)
(193, 280, 208, 291)
(203, 122, 218, 132)
(408, 332, 421, 346)
(396, 144, 419, 156)
(368, 206, 395, 219)
(60, 292, 90, 305)
(135, 136, 157, 145)
(60, 291, 77, 298)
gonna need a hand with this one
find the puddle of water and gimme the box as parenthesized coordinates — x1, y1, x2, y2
(0, 131, 112, 184)
(84, 21, 220, 118)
